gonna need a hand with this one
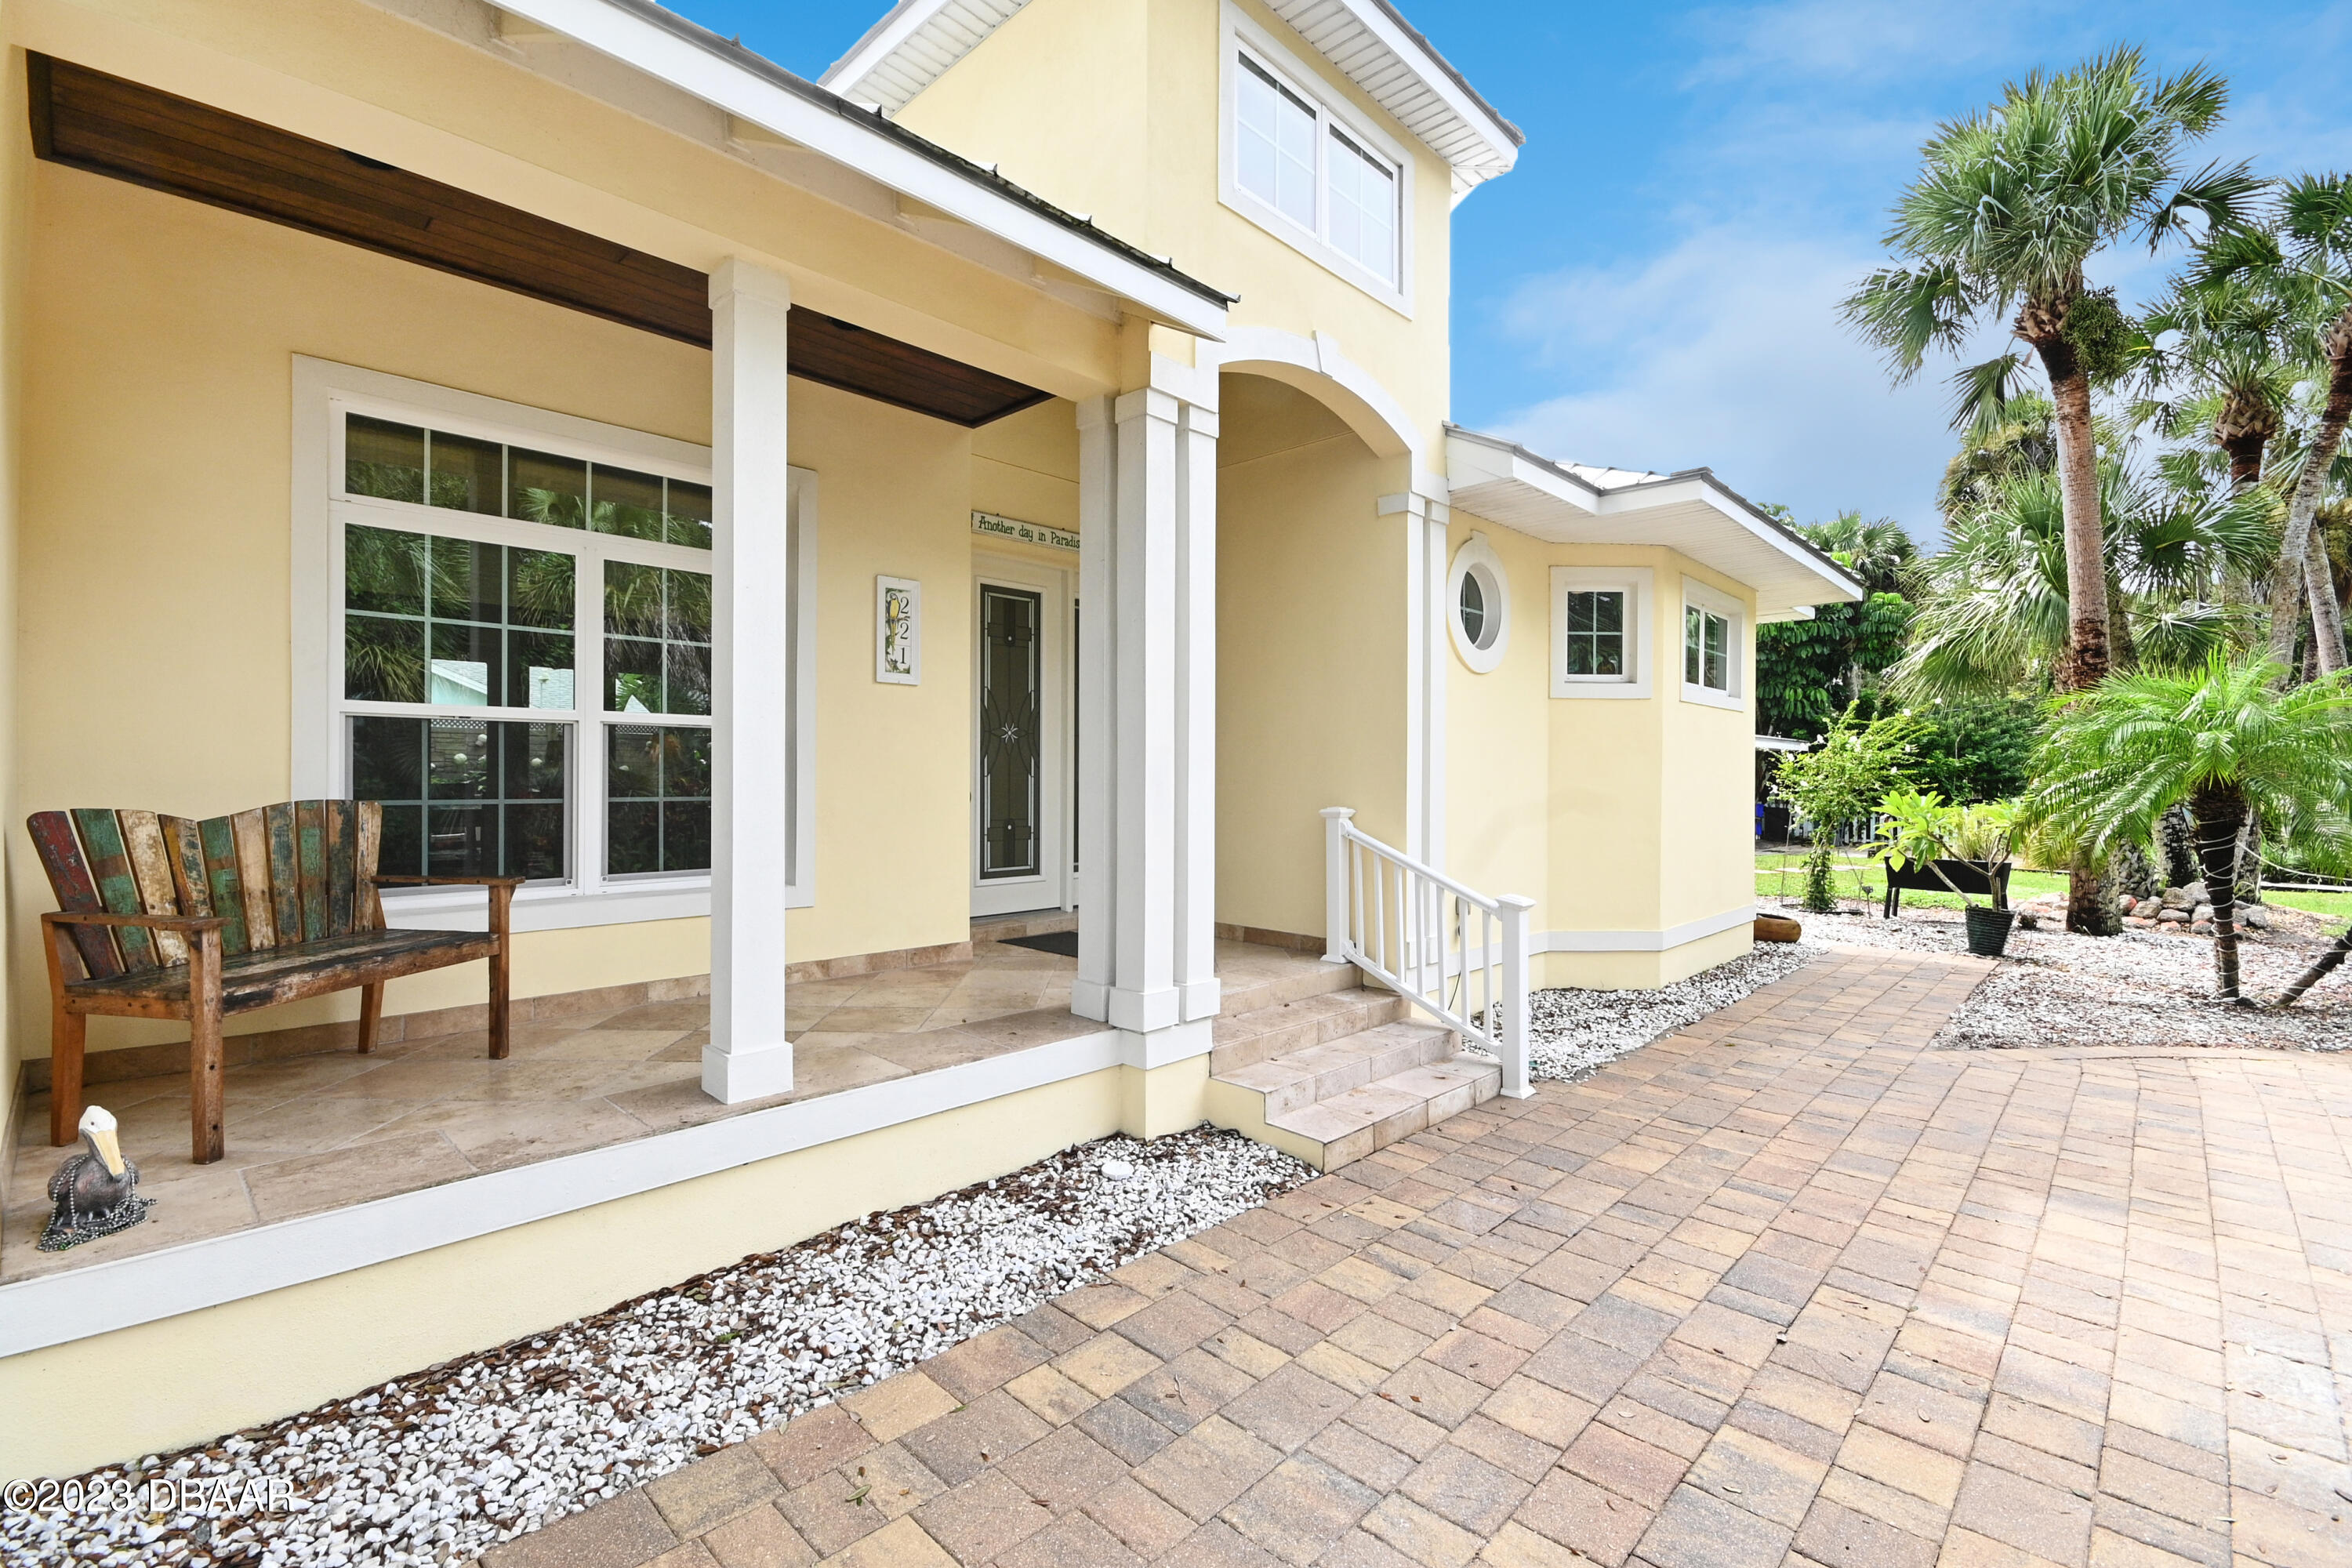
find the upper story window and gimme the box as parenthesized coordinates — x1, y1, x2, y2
(1221, 15, 1413, 309)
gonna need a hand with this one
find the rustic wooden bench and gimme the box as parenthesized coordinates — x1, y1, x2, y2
(30, 801, 517, 1164)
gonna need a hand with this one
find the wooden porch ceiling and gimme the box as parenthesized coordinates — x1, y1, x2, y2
(26, 53, 1055, 427)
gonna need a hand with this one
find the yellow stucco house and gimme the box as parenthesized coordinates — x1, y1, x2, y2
(0, 0, 1858, 1475)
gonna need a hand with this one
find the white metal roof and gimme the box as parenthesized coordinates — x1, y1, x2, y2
(1443, 426, 1865, 620)
(822, 0, 1523, 189)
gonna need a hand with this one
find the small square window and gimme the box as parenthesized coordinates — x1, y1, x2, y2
(1562, 590, 1625, 677)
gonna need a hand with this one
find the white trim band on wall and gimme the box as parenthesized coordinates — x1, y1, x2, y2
(1537, 904, 1757, 953)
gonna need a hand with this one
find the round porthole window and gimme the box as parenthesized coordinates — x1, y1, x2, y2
(1447, 534, 1509, 673)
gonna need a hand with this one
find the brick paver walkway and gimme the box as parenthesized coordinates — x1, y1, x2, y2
(485, 951, 2352, 1568)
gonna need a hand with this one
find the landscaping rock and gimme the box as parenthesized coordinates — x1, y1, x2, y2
(2158, 906, 2190, 924)
(2193, 903, 2215, 924)
(1754, 913, 1802, 942)
(2192, 919, 2216, 935)
(2242, 906, 2271, 930)
(1, 1128, 1310, 1568)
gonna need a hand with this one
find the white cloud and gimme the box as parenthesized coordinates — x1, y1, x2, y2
(1489, 228, 1984, 539)
(1680, 0, 2032, 86)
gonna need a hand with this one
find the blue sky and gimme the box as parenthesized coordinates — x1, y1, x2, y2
(672, 1, 2352, 542)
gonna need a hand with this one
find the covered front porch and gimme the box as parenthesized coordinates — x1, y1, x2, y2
(0, 0, 1243, 1478)
(4, 924, 1348, 1287)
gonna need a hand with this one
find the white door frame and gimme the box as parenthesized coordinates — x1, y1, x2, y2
(971, 552, 1073, 916)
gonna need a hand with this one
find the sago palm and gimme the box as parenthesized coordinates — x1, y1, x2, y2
(2032, 655, 2352, 1000)
(1845, 48, 2253, 693)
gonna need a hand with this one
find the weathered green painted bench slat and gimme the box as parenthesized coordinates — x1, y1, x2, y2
(30, 800, 517, 1164)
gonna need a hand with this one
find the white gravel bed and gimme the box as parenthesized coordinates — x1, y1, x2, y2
(1764, 896, 2352, 1051)
(1475, 939, 1822, 1082)
(2, 1127, 1310, 1568)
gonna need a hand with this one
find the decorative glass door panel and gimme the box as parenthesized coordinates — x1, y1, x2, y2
(979, 585, 1044, 880)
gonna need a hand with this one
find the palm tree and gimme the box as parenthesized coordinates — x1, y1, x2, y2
(1846, 49, 2252, 693)
(1803, 512, 1922, 597)
(2132, 253, 2300, 494)
(2265, 178, 2352, 673)
(1898, 461, 2275, 698)
(2032, 655, 2352, 1000)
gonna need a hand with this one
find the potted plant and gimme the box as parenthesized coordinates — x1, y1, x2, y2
(1873, 790, 2021, 955)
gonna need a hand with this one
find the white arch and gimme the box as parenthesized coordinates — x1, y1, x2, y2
(1205, 325, 1425, 469)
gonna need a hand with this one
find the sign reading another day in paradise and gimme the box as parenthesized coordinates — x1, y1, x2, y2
(972, 510, 1079, 554)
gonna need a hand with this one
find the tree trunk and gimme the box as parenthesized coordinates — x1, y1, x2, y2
(2270, 309, 2352, 676)
(2219, 432, 2267, 608)
(2191, 789, 2249, 1003)
(2037, 338, 2110, 691)
(2033, 332, 2118, 934)
(2221, 431, 2266, 489)
(2306, 524, 2347, 675)
(2276, 926, 2352, 1007)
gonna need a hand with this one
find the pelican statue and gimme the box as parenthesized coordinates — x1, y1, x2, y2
(38, 1105, 150, 1251)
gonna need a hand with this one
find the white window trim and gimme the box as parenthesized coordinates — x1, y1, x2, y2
(1446, 532, 1510, 673)
(1550, 566, 1653, 699)
(1679, 576, 1748, 712)
(291, 356, 818, 932)
(1218, 1, 1416, 316)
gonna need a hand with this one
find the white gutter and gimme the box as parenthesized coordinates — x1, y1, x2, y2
(493, 0, 1232, 337)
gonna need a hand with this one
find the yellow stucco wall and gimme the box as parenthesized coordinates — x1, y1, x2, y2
(10, 162, 982, 1064)
(1443, 525, 1759, 991)
(1215, 374, 1406, 941)
(893, 0, 1455, 456)
(0, 41, 27, 1174)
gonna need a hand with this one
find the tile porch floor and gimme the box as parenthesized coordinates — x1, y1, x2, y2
(3, 932, 1329, 1284)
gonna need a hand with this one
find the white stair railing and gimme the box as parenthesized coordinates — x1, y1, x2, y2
(1321, 808, 1534, 1098)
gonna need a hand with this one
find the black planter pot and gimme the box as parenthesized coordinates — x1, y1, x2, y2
(1965, 905, 2018, 957)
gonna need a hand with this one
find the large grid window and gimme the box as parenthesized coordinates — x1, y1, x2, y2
(1228, 42, 1404, 292)
(604, 564, 713, 717)
(346, 415, 712, 546)
(334, 408, 720, 888)
(608, 725, 713, 876)
(352, 717, 568, 880)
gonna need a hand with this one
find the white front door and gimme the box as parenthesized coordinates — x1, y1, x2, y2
(971, 555, 1072, 916)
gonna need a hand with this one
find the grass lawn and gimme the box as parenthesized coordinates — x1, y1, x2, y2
(1755, 847, 2349, 921)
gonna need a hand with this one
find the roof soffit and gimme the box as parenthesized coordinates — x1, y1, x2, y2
(1443, 427, 1865, 616)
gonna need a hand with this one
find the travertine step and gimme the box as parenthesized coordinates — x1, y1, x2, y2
(1209, 986, 1409, 1076)
(1206, 1017, 1502, 1172)
(1217, 951, 1367, 1017)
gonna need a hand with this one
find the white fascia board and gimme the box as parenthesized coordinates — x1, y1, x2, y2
(1592, 478, 1861, 604)
(495, 0, 1229, 337)
(823, 0, 949, 103)
(1319, 0, 1519, 178)
(1444, 428, 1599, 511)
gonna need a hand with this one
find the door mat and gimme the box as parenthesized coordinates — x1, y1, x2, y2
(998, 930, 1080, 956)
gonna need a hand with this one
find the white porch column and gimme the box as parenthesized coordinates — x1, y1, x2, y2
(1075, 355, 1220, 1067)
(1382, 485, 1450, 867)
(703, 258, 796, 1103)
